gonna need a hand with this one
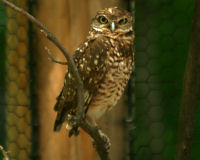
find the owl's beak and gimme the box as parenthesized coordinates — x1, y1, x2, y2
(111, 22, 115, 32)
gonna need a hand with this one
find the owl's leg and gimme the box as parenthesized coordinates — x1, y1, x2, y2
(67, 114, 80, 137)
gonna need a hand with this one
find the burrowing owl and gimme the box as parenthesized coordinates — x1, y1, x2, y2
(54, 7, 134, 131)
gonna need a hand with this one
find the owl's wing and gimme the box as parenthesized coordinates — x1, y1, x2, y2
(54, 36, 111, 131)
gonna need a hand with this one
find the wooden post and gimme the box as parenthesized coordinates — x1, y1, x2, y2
(175, 0, 200, 159)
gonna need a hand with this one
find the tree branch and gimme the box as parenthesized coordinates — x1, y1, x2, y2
(80, 120, 111, 160)
(0, 0, 84, 124)
(175, 0, 200, 160)
(0, 0, 111, 159)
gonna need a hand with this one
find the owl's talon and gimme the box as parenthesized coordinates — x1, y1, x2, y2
(68, 116, 78, 126)
(68, 126, 79, 137)
(69, 114, 85, 127)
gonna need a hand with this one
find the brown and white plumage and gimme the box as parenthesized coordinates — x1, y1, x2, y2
(54, 7, 134, 131)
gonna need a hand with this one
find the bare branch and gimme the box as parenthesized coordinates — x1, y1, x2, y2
(0, 0, 111, 159)
(0, 146, 9, 160)
(80, 120, 111, 160)
(45, 47, 68, 65)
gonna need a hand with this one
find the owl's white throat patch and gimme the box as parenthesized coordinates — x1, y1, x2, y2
(108, 8, 113, 13)
(93, 26, 103, 32)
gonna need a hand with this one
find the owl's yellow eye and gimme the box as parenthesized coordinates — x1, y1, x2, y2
(119, 18, 127, 25)
(98, 16, 108, 24)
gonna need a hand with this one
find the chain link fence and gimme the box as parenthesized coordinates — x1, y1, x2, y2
(0, 0, 33, 159)
(128, 0, 200, 160)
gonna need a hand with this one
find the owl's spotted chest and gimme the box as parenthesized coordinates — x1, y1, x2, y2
(87, 39, 133, 120)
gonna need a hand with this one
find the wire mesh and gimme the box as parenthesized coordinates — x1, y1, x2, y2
(2, 0, 32, 159)
(128, 0, 200, 160)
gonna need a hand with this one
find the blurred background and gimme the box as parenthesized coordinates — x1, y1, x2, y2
(0, 0, 200, 160)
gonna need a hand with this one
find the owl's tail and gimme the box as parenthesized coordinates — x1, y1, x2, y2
(54, 99, 64, 131)
(54, 102, 69, 131)
(53, 91, 64, 131)
(53, 89, 72, 131)
(54, 117, 63, 131)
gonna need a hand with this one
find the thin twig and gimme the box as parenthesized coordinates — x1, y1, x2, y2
(0, 146, 9, 160)
(45, 47, 68, 65)
(0, 0, 111, 159)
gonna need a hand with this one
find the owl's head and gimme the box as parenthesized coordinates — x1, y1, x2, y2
(90, 7, 133, 37)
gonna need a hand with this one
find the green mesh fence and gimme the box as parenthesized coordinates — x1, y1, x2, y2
(129, 0, 200, 160)
(0, 0, 34, 160)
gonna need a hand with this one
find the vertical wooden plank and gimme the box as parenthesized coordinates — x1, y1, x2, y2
(36, 0, 127, 159)
(36, 0, 71, 160)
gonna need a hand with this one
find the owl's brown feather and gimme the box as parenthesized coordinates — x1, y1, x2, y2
(54, 7, 134, 131)
(54, 36, 111, 131)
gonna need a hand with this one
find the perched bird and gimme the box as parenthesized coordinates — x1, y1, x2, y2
(54, 7, 134, 131)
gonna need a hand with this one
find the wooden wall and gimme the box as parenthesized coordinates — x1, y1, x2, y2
(35, 0, 128, 159)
